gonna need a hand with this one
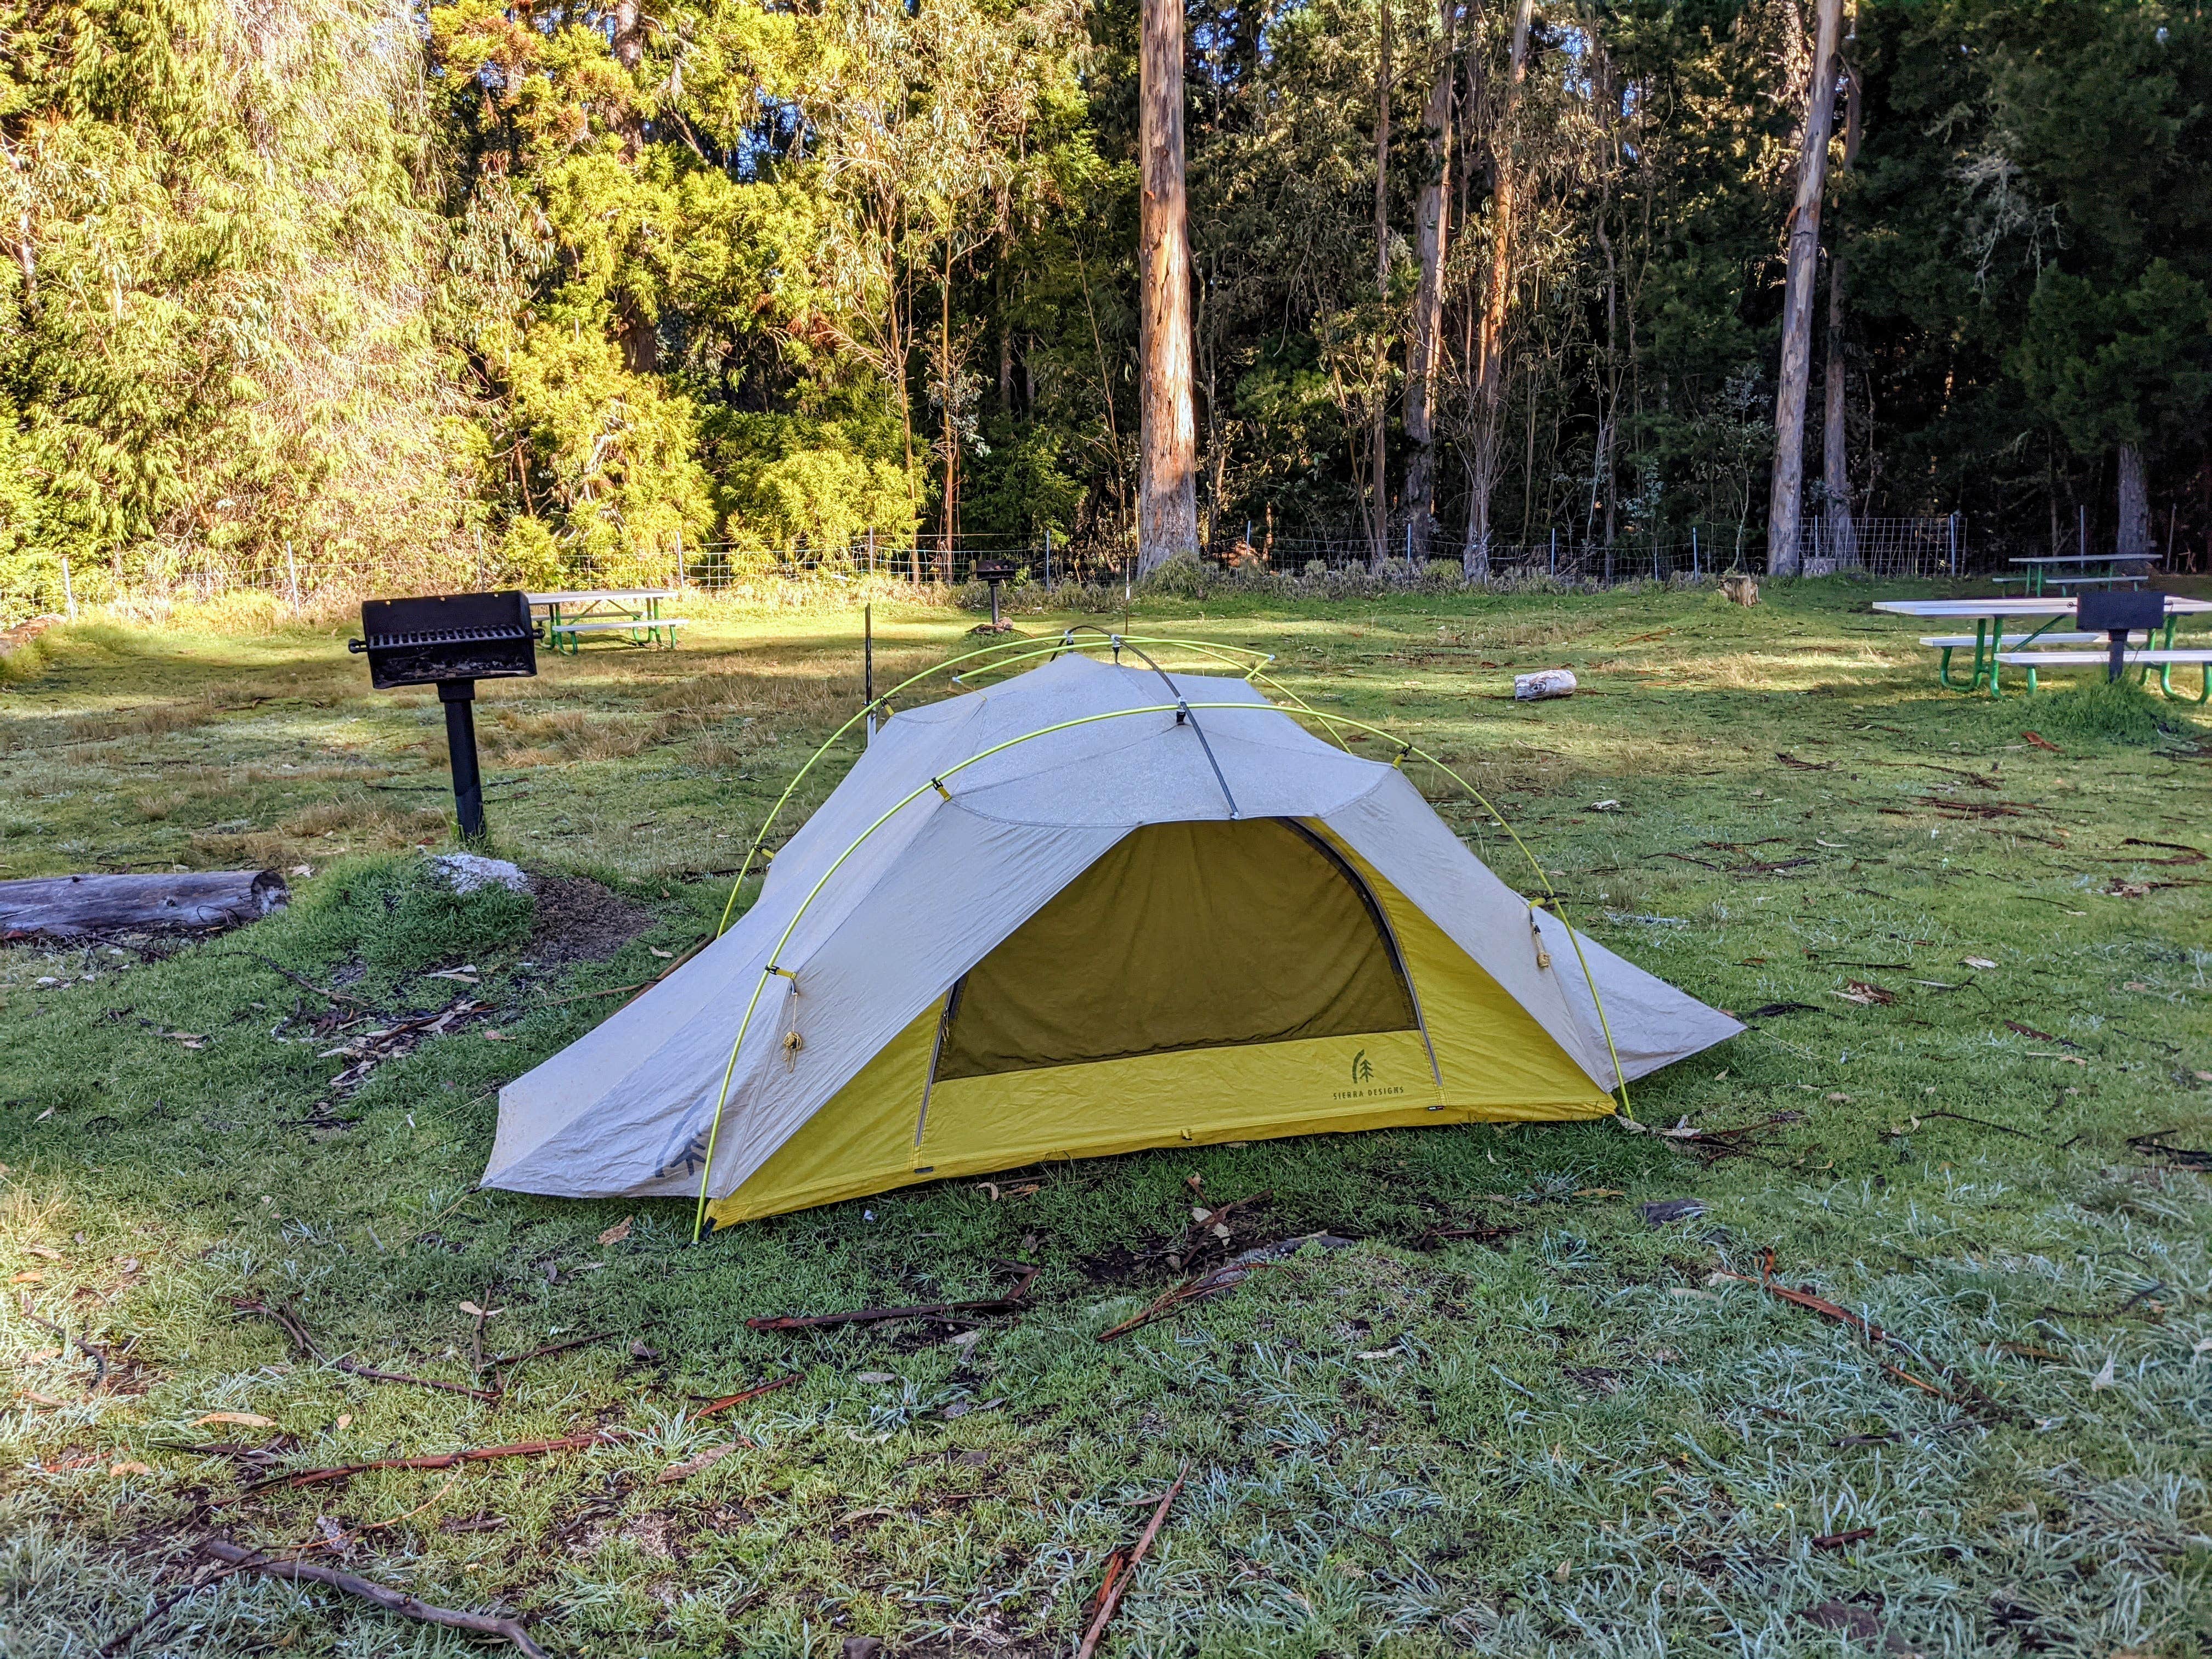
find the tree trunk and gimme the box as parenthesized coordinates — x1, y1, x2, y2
(940, 237, 957, 571)
(1137, 0, 1198, 574)
(612, 0, 645, 68)
(1369, 0, 1393, 569)
(1764, 0, 1844, 578)
(1404, 0, 1456, 566)
(0, 871, 289, 938)
(1820, 63, 1861, 568)
(617, 297, 658, 374)
(1464, 0, 1532, 582)
(2117, 444, 2150, 558)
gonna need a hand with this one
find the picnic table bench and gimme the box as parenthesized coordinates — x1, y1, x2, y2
(526, 589, 686, 653)
(1993, 648, 2211, 701)
(1872, 595, 2212, 697)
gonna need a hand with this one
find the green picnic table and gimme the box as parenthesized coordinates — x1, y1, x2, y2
(1872, 596, 2212, 697)
(1998, 553, 2158, 595)
(527, 589, 686, 653)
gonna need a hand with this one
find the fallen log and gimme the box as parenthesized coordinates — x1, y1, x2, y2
(1, 870, 287, 938)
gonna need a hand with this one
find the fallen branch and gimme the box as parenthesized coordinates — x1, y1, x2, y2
(335, 1358, 500, 1403)
(229, 952, 385, 1013)
(1812, 1527, 1876, 1550)
(200, 1540, 548, 1658)
(1719, 1251, 2011, 1418)
(95, 1562, 249, 1656)
(693, 1373, 802, 1419)
(20, 1301, 106, 1389)
(1098, 1262, 1261, 1342)
(219, 1432, 618, 1502)
(1712, 1257, 1891, 1347)
(1075, 1464, 1187, 1659)
(747, 1263, 1041, 1331)
(489, 1332, 616, 1374)
(230, 1297, 496, 1401)
(290, 1477, 461, 1556)
(2129, 1130, 2212, 1171)
(533, 981, 651, 1009)
(1883, 1110, 2042, 1143)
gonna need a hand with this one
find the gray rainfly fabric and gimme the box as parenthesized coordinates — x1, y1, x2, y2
(483, 653, 1741, 1200)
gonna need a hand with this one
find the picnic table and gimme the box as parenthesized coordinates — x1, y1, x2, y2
(2000, 553, 2158, 595)
(526, 589, 685, 653)
(1872, 596, 2212, 698)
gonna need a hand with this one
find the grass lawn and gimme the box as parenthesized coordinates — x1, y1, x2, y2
(2, 578, 2209, 1658)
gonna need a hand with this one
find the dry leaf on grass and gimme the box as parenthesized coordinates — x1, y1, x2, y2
(597, 1217, 633, 1246)
(108, 1461, 154, 1477)
(195, 1412, 276, 1429)
(23, 1244, 63, 1260)
(657, 1442, 741, 1484)
(1963, 956, 1997, 969)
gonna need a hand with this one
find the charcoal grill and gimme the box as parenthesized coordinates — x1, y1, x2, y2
(349, 591, 538, 842)
(972, 558, 1017, 632)
(2076, 588, 2165, 682)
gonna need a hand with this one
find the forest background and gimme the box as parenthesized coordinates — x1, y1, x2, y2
(2, 0, 2209, 613)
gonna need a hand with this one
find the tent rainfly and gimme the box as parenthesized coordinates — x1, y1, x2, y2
(483, 653, 1741, 1226)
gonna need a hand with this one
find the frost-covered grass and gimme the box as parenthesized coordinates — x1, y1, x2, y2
(2, 578, 2209, 1656)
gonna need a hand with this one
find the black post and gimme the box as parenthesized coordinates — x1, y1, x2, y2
(988, 577, 1003, 630)
(439, 679, 486, 843)
(864, 603, 875, 745)
(2106, 628, 2128, 684)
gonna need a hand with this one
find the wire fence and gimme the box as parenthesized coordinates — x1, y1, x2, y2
(0, 513, 1983, 624)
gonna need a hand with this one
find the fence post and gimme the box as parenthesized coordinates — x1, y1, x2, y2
(1043, 527, 1052, 587)
(1549, 529, 1556, 581)
(1691, 526, 1699, 578)
(1948, 512, 1958, 576)
(60, 551, 76, 618)
(472, 527, 483, 591)
(286, 541, 301, 615)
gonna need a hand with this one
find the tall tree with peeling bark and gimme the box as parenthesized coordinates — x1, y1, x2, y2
(1821, 54, 1862, 566)
(1368, 0, 1393, 568)
(1403, 0, 1456, 565)
(1765, 0, 1844, 577)
(1137, 0, 1198, 572)
(1463, 0, 1532, 580)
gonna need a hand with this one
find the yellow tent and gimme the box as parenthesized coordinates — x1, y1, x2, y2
(482, 654, 1740, 1223)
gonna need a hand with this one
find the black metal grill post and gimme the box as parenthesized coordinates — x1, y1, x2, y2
(439, 680, 486, 842)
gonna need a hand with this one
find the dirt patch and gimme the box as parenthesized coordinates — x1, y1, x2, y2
(528, 873, 652, 964)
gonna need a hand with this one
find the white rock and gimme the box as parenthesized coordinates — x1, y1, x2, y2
(1514, 668, 1578, 701)
(427, 851, 531, 895)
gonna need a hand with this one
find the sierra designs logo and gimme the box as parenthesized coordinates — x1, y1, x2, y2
(1332, 1046, 1403, 1103)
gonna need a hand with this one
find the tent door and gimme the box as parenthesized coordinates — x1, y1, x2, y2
(918, 817, 1442, 1110)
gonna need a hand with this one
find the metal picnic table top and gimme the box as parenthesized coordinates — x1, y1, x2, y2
(526, 589, 678, 606)
(2001, 554, 2160, 595)
(1870, 597, 2209, 618)
(1872, 595, 2209, 697)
